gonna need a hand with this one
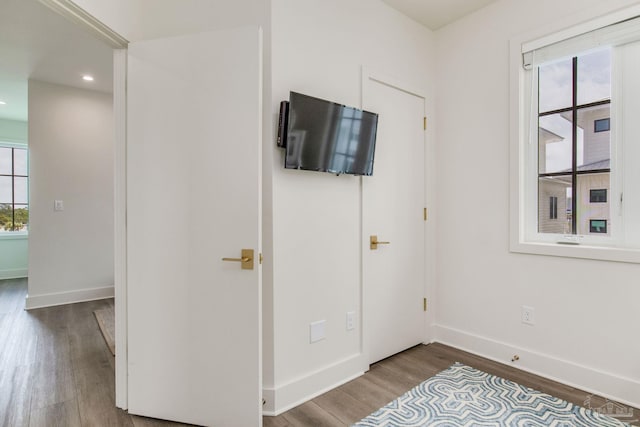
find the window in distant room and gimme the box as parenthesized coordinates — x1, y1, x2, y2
(0, 144, 28, 232)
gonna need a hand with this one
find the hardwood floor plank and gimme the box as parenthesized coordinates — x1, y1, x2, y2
(262, 414, 293, 427)
(313, 388, 375, 424)
(29, 399, 82, 427)
(338, 374, 397, 411)
(29, 358, 76, 411)
(386, 349, 442, 379)
(280, 401, 345, 427)
(0, 312, 14, 365)
(0, 279, 27, 314)
(360, 362, 418, 396)
(29, 309, 76, 411)
(130, 415, 192, 427)
(67, 301, 114, 372)
(373, 347, 439, 384)
(0, 309, 38, 371)
(400, 343, 453, 371)
(73, 367, 132, 426)
(0, 365, 34, 427)
(72, 340, 132, 426)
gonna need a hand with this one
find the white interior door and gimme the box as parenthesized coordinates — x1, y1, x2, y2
(363, 74, 426, 364)
(126, 26, 262, 426)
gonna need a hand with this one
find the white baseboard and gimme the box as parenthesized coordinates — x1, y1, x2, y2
(433, 324, 640, 409)
(0, 268, 28, 280)
(263, 353, 366, 416)
(25, 285, 114, 310)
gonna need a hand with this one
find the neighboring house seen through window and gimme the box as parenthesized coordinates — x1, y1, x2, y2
(537, 49, 611, 236)
(511, 7, 640, 262)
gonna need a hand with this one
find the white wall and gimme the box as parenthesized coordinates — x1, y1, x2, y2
(0, 118, 28, 279)
(0, 237, 28, 279)
(0, 118, 27, 142)
(27, 80, 114, 308)
(73, 0, 268, 42)
(267, 0, 435, 413)
(435, 0, 640, 407)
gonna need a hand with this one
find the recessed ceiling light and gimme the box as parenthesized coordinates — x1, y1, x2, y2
(82, 75, 94, 82)
(0, 100, 6, 105)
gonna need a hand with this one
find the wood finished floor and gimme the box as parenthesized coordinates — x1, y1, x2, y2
(1, 278, 637, 426)
(0, 278, 186, 427)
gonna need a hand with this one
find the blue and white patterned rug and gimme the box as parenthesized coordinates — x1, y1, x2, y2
(353, 363, 630, 426)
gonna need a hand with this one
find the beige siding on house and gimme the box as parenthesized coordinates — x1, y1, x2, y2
(577, 173, 610, 235)
(578, 106, 610, 167)
(538, 177, 570, 234)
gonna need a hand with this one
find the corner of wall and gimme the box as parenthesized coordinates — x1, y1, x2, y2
(434, 324, 640, 409)
(263, 352, 366, 416)
(0, 268, 28, 280)
(25, 284, 114, 310)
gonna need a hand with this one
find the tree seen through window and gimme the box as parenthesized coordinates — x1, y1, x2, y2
(0, 145, 28, 232)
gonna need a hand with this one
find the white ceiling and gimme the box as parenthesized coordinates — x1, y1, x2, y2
(382, 0, 499, 30)
(0, 0, 113, 122)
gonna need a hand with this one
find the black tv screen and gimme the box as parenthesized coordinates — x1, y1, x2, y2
(285, 92, 378, 176)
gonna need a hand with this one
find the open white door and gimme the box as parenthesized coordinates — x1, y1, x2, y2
(363, 73, 426, 364)
(127, 26, 262, 426)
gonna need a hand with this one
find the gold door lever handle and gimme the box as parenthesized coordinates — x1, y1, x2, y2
(370, 235, 390, 250)
(222, 249, 254, 270)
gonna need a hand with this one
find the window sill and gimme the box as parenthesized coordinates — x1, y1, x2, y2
(0, 232, 28, 241)
(510, 239, 640, 263)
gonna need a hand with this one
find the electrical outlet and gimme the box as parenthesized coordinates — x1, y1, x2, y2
(522, 306, 535, 325)
(346, 311, 355, 331)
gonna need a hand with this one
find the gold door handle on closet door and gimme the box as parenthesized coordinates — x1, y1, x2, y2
(222, 257, 251, 262)
(370, 235, 390, 250)
(222, 249, 254, 270)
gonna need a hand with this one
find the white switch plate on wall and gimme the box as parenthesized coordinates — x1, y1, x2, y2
(309, 320, 326, 343)
(54, 200, 64, 211)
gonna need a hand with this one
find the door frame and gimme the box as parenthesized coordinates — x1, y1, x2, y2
(112, 48, 128, 410)
(37, 0, 130, 409)
(360, 67, 434, 365)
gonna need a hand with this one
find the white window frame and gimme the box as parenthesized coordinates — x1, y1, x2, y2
(0, 141, 28, 238)
(509, 3, 640, 263)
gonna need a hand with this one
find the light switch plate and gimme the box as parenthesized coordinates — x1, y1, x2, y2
(54, 200, 64, 211)
(309, 320, 326, 343)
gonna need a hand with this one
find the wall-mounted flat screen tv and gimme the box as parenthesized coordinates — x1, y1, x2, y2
(284, 92, 378, 176)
